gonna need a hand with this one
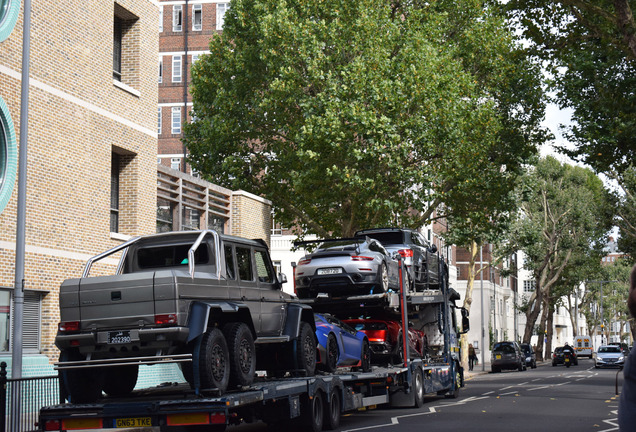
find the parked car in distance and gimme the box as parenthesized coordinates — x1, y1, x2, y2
(295, 238, 399, 300)
(552, 346, 578, 366)
(314, 313, 371, 373)
(520, 343, 537, 369)
(491, 341, 526, 373)
(595, 345, 625, 368)
(344, 318, 427, 365)
(574, 335, 593, 358)
(354, 228, 441, 291)
(608, 342, 629, 354)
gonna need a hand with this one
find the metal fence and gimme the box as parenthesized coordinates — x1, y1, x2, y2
(0, 362, 62, 432)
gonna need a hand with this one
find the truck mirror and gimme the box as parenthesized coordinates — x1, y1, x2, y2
(460, 307, 470, 334)
(429, 244, 438, 254)
(278, 273, 288, 284)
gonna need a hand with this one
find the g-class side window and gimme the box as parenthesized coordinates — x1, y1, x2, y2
(255, 249, 274, 283)
(224, 245, 236, 280)
(236, 246, 254, 281)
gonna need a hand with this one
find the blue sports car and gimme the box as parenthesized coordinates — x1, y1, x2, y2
(314, 313, 371, 373)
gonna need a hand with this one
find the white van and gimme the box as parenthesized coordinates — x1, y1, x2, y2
(575, 335, 593, 358)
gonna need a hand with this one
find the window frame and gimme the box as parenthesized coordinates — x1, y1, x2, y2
(171, 157, 181, 170)
(159, 5, 163, 32)
(173, 5, 182, 32)
(171, 107, 181, 134)
(216, 3, 228, 30)
(0, 96, 17, 215)
(192, 4, 202, 31)
(158, 58, 163, 83)
(157, 107, 162, 135)
(172, 55, 182, 83)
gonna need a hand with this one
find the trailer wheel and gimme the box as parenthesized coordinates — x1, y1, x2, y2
(361, 339, 372, 372)
(302, 391, 324, 432)
(324, 389, 341, 430)
(199, 327, 230, 394)
(223, 322, 256, 388)
(323, 334, 339, 373)
(102, 365, 138, 397)
(296, 322, 317, 376)
(413, 368, 425, 408)
(59, 350, 104, 403)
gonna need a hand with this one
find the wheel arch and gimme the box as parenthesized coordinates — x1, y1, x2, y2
(187, 301, 256, 342)
(283, 303, 316, 339)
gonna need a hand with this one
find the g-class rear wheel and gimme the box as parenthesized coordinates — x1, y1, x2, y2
(296, 322, 317, 376)
(59, 349, 104, 403)
(223, 322, 256, 388)
(198, 327, 230, 394)
(102, 365, 138, 397)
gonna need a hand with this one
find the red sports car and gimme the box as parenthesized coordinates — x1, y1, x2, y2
(342, 319, 427, 365)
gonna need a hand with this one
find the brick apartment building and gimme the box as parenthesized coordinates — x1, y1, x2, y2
(157, 0, 229, 174)
(0, 1, 159, 366)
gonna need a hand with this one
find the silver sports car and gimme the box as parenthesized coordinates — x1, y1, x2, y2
(294, 238, 399, 300)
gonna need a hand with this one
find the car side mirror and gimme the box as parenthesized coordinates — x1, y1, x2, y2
(278, 273, 288, 284)
(429, 244, 438, 254)
(460, 307, 470, 334)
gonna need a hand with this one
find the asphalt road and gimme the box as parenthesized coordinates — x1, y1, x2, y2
(230, 357, 624, 432)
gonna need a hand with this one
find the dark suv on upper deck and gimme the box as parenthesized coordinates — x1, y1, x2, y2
(354, 228, 441, 291)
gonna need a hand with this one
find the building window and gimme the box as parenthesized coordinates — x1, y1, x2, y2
(0, 289, 42, 353)
(192, 4, 202, 31)
(171, 107, 181, 134)
(159, 5, 163, 32)
(0, 0, 20, 42)
(157, 108, 162, 135)
(173, 5, 182, 31)
(0, 97, 17, 215)
(216, 3, 228, 30)
(192, 53, 200, 64)
(111, 152, 120, 233)
(172, 55, 182, 83)
(171, 157, 181, 170)
(523, 280, 535, 292)
(158, 58, 163, 83)
(113, 5, 140, 87)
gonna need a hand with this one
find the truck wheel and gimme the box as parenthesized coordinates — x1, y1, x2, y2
(324, 334, 339, 373)
(324, 389, 341, 430)
(413, 368, 425, 408)
(102, 365, 138, 397)
(302, 391, 324, 432)
(361, 339, 371, 372)
(223, 322, 256, 388)
(445, 366, 461, 399)
(296, 322, 317, 376)
(199, 327, 230, 394)
(59, 350, 104, 403)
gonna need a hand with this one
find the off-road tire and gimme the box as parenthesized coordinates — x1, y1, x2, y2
(102, 365, 138, 397)
(296, 322, 317, 376)
(223, 322, 256, 388)
(59, 349, 104, 403)
(198, 327, 230, 394)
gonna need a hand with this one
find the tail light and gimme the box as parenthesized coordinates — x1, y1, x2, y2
(351, 256, 374, 261)
(58, 321, 80, 332)
(298, 258, 311, 266)
(397, 249, 413, 258)
(43, 420, 61, 431)
(155, 314, 177, 325)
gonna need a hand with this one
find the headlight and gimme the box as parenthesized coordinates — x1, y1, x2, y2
(619, 356, 624, 362)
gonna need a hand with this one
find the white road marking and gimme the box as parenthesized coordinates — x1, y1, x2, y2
(499, 391, 518, 396)
(341, 397, 489, 432)
(482, 391, 495, 395)
(527, 381, 571, 391)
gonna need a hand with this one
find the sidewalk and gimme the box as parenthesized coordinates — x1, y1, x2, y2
(464, 361, 491, 380)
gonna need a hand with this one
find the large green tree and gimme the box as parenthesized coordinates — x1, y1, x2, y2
(184, 0, 547, 237)
(507, 157, 613, 359)
(504, 0, 636, 174)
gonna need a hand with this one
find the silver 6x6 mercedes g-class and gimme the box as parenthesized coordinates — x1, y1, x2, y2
(55, 230, 316, 403)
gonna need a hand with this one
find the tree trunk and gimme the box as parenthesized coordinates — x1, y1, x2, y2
(545, 306, 554, 360)
(536, 298, 549, 361)
(460, 240, 480, 372)
(523, 289, 542, 344)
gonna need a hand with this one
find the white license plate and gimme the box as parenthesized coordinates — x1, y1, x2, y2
(317, 268, 343, 275)
(108, 331, 131, 344)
